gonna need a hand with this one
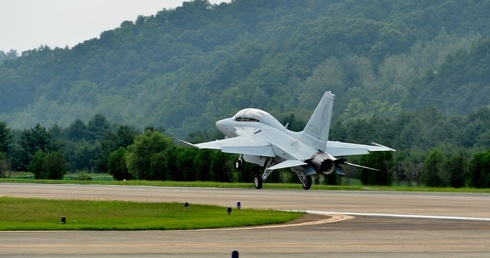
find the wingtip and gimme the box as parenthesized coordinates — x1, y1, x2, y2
(371, 142, 396, 152)
(179, 140, 198, 148)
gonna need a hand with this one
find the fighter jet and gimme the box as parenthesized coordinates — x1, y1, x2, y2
(180, 91, 395, 190)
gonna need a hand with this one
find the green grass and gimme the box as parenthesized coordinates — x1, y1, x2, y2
(0, 197, 303, 231)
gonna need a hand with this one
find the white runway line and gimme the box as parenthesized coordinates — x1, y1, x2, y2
(307, 210, 490, 222)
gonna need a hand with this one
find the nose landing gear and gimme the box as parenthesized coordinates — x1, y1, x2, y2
(253, 174, 263, 189)
(235, 155, 243, 169)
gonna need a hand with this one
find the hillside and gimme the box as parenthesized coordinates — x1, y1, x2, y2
(0, 0, 489, 138)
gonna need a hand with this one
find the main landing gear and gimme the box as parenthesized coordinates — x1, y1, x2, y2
(294, 169, 312, 190)
(251, 159, 313, 190)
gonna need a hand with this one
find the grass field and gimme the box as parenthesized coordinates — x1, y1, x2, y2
(0, 197, 303, 231)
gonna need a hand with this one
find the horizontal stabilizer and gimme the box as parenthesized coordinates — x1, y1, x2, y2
(327, 141, 396, 156)
(343, 161, 380, 171)
(370, 142, 396, 152)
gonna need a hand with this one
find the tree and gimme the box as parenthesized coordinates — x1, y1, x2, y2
(422, 148, 444, 187)
(392, 149, 426, 186)
(163, 145, 180, 181)
(20, 124, 60, 158)
(17, 124, 61, 171)
(360, 151, 393, 185)
(30, 150, 66, 179)
(150, 151, 169, 181)
(444, 155, 466, 188)
(64, 140, 100, 172)
(66, 119, 88, 141)
(107, 147, 130, 180)
(98, 125, 139, 172)
(0, 152, 7, 177)
(9, 143, 29, 172)
(0, 121, 12, 154)
(43, 152, 66, 179)
(428, 143, 468, 188)
(176, 148, 198, 181)
(209, 151, 232, 182)
(125, 129, 173, 180)
(86, 114, 112, 141)
(30, 150, 46, 179)
(467, 150, 490, 188)
(193, 150, 211, 181)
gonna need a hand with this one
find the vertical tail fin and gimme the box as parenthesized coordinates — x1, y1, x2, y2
(302, 91, 335, 151)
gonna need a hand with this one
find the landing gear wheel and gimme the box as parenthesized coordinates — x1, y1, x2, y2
(302, 175, 312, 190)
(235, 160, 243, 170)
(253, 174, 263, 189)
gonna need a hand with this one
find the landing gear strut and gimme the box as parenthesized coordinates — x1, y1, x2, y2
(235, 155, 243, 170)
(253, 159, 274, 189)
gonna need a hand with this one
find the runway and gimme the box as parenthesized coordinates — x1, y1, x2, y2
(1, 183, 490, 257)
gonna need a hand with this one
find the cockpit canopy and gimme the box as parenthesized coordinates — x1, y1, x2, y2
(233, 108, 265, 122)
(233, 108, 283, 128)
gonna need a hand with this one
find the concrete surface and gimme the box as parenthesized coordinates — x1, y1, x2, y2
(1, 183, 490, 257)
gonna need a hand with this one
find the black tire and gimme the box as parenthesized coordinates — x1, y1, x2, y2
(253, 174, 263, 189)
(302, 175, 312, 190)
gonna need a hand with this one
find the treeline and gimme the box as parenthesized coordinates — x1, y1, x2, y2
(0, 115, 249, 182)
(1, 108, 489, 188)
(0, 50, 18, 64)
(0, 0, 489, 138)
(333, 105, 490, 188)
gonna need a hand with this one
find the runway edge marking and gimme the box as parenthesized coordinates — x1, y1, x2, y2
(308, 211, 490, 222)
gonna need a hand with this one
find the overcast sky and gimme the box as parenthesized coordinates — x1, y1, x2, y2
(0, 0, 230, 53)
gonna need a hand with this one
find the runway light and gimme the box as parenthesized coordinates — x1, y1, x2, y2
(236, 201, 241, 210)
(184, 202, 189, 208)
(61, 216, 66, 224)
(232, 250, 239, 258)
(227, 207, 232, 215)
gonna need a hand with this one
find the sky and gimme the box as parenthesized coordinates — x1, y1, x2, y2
(0, 0, 230, 53)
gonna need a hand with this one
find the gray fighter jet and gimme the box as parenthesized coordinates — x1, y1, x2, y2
(181, 91, 395, 190)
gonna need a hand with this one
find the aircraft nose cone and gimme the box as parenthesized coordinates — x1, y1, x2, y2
(216, 118, 233, 136)
(216, 119, 227, 133)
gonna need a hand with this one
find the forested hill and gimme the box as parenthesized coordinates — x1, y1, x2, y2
(0, 0, 489, 138)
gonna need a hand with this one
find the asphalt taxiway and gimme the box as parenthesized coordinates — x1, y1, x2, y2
(1, 183, 490, 257)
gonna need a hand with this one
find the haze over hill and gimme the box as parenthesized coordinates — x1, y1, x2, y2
(0, 0, 231, 53)
(0, 0, 489, 139)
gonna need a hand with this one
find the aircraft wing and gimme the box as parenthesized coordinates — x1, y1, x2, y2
(326, 141, 395, 156)
(180, 137, 276, 157)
